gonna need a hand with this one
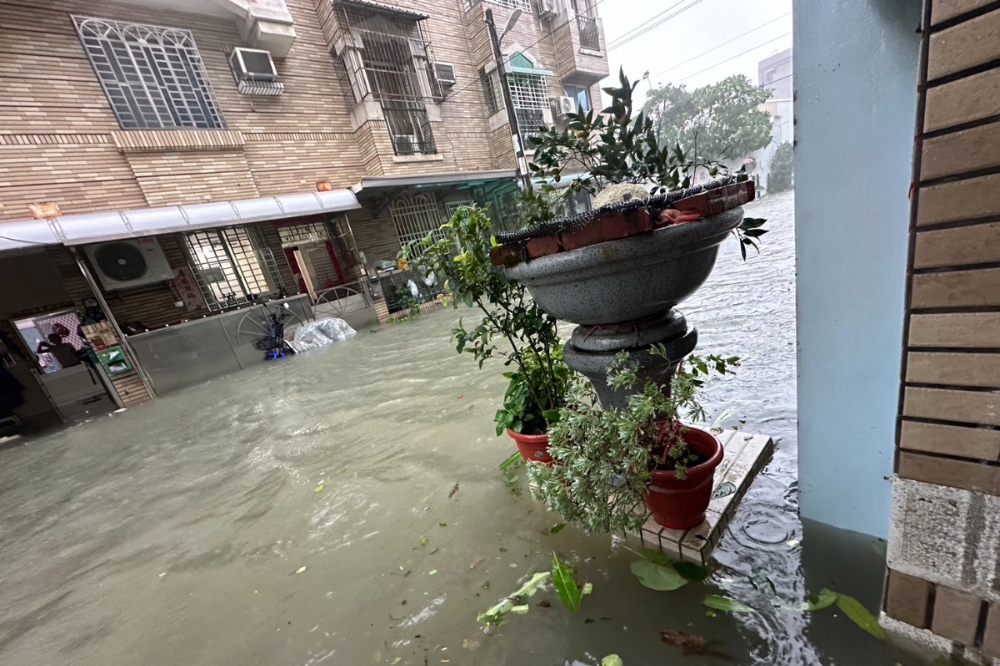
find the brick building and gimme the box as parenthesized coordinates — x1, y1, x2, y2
(0, 0, 609, 428)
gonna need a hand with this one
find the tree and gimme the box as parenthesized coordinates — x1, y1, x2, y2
(767, 141, 794, 193)
(643, 74, 773, 161)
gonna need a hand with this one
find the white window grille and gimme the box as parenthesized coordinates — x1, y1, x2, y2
(487, 0, 531, 10)
(183, 227, 283, 310)
(390, 194, 448, 254)
(73, 16, 224, 130)
(334, 3, 438, 154)
(509, 73, 548, 139)
(278, 222, 330, 247)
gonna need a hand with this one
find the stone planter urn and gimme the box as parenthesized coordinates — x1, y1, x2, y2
(492, 180, 753, 408)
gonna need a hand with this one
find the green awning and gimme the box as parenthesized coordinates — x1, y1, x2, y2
(507, 51, 553, 77)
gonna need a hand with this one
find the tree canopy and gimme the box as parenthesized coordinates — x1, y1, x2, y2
(642, 74, 773, 161)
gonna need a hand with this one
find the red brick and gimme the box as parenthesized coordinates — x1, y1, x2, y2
(526, 235, 561, 259)
(559, 222, 603, 251)
(489, 243, 524, 267)
(885, 569, 931, 628)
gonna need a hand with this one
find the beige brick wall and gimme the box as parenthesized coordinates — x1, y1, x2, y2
(888, 1, 1000, 660)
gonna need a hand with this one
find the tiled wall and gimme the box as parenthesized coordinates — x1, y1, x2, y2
(885, 0, 1000, 658)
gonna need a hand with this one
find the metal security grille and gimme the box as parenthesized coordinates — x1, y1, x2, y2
(577, 15, 600, 50)
(183, 227, 282, 310)
(479, 68, 502, 115)
(278, 222, 330, 247)
(488, 0, 531, 9)
(509, 73, 548, 140)
(73, 16, 225, 130)
(383, 101, 436, 155)
(390, 194, 448, 254)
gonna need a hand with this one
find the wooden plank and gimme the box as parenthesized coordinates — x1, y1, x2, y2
(918, 173, 1000, 226)
(904, 386, 1000, 426)
(921, 121, 1000, 180)
(928, 9, 1000, 81)
(907, 351, 1000, 387)
(911, 267, 1000, 308)
(914, 222, 1000, 268)
(898, 451, 1000, 495)
(909, 313, 1000, 348)
(900, 419, 1000, 461)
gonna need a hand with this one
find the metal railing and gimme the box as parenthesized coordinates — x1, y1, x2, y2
(314, 279, 375, 319)
(382, 102, 436, 155)
(577, 15, 600, 51)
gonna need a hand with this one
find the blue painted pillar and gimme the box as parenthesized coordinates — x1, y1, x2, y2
(794, 0, 921, 537)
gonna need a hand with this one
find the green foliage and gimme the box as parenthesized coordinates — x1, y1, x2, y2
(526, 352, 739, 535)
(393, 286, 420, 321)
(477, 572, 550, 626)
(403, 206, 572, 435)
(499, 451, 525, 497)
(630, 559, 689, 591)
(835, 593, 885, 640)
(768, 141, 794, 193)
(702, 595, 754, 613)
(551, 552, 583, 611)
(643, 74, 774, 161)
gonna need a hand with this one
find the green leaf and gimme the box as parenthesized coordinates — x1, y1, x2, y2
(601, 655, 623, 666)
(552, 552, 583, 611)
(462, 291, 474, 308)
(542, 409, 562, 423)
(630, 560, 689, 591)
(476, 572, 551, 626)
(673, 561, 709, 582)
(419, 535, 428, 547)
(549, 523, 566, 535)
(702, 595, 753, 613)
(313, 483, 324, 493)
(835, 593, 885, 640)
(803, 588, 838, 611)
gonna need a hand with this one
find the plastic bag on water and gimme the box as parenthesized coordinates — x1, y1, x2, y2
(287, 317, 357, 353)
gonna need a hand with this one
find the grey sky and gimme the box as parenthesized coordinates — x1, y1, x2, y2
(599, 0, 792, 97)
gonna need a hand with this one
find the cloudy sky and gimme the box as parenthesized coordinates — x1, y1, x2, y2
(598, 0, 792, 96)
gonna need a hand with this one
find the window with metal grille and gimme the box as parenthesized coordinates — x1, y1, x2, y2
(277, 222, 330, 247)
(487, 0, 531, 10)
(390, 194, 449, 255)
(334, 2, 437, 154)
(73, 16, 225, 130)
(183, 227, 283, 310)
(509, 73, 548, 139)
(479, 67, 502, 115)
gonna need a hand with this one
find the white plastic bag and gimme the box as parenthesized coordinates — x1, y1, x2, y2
(288, 317, 357, 353)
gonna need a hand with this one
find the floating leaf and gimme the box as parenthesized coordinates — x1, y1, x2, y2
(439, 522, 448, 527)
(702, 595, 753, 613)
(552, 552, 583, 611)
(419, 535, 428, 547)
(805, 588, 838, 611)
(392, 659, 401, 665)
(476, 572, 550, 626)
(630, 560, 688, 591)
(373, 652, 381, 662)
(294, 566, 307, 574)
(313, 483, 325, 493)
(584, 618, 595, 624)
(582, 583, 593, 596)
(835, 593, 885, 640)
(428, 570, 437, 576)
(711, 482, 736, 499)
(549, 523, 566, 535)
(510, 605, 529, 615)
(673, 561, 709, 582)
(601, 655, 623, 666)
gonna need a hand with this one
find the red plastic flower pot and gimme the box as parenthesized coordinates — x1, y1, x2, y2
(506, 429, 551, 464)
(643, 426, 724, 530)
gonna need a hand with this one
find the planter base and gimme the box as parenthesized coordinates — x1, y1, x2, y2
(623, 429, 774, 566)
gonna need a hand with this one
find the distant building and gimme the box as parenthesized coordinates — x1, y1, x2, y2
(751, 48, 793, 192)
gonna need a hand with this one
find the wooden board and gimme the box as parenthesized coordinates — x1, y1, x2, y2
(624, 429, 775, 566)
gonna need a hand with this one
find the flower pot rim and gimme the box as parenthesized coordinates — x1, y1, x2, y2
(650, 425, 723, 482)
(505, 428, 549, 443)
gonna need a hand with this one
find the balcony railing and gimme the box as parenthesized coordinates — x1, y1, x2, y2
(382, 102, 436, 156)
(577, 15, 600, 51)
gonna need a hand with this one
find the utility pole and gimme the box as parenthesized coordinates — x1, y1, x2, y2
(484, 8, 532, 193)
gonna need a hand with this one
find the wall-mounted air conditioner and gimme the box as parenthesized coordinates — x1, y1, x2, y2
(84, 238, 175, 291)
(556, 96, 577, 115)
(434, 62, 457, 87)
(229, 47, 279, 82)
(538, 0, 558, 19)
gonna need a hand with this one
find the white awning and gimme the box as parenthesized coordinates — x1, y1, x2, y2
(0, 190, 360, 253)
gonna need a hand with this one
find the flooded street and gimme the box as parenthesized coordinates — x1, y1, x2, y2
(0, 192, 926, 666)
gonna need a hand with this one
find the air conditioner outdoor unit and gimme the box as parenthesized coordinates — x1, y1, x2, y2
(538, 0, 558, 19)
(229, 47, 279, 82)
(434, 62, 457, 87)
(84, 238, 175, 291)
(557, 95, 577, 115)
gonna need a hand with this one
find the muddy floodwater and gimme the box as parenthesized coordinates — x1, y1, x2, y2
(0, 192, 932, 666)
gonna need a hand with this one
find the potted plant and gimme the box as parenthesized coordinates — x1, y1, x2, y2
(404, 206, 572, 461)
(527, 347, 739, 532)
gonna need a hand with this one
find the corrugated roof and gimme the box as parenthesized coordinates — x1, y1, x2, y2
(0, 189, 360, 253)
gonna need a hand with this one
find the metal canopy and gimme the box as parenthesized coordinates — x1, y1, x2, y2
(0, 190, 360, 253)
(351, 169, 517, 196)
(336, 0, 428, 21)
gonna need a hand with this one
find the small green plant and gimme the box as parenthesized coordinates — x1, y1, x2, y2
(527, 349, 738, 534)
(402, 206, 572, 435)
(393, 286, 420, 321)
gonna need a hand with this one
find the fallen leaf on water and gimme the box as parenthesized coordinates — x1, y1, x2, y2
(601, 655, 623, 666)
(439, 522, 448, 527)
(448, 482, 460, 499)
(419, 535, 429, 547)
(702, 595, 753, 613)
(373, 651, 381, 662)
(313, 483, 324, 493)
(835, 593, 885, 640)
(294, 566, 307, 574)
(660, 629, 733, 660)
(549, 523, 566, 535)
(428, 570, 438, 576)
(584, 618, 595, 624)
(429, 548, 440, 555)
(509, 563, 517, 568)
(630, 560, 688, 591)
(392, 658, 401, 665)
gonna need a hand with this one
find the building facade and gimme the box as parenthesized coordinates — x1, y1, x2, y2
(0, 0, 609, 429)
(751, 47, 792, 193)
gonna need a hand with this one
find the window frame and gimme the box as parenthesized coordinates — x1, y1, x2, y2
(73, 16, 225, 131)
(182, 226, 283, 311)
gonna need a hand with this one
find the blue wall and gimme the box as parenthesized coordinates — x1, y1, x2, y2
(794, 0, 921, 537)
